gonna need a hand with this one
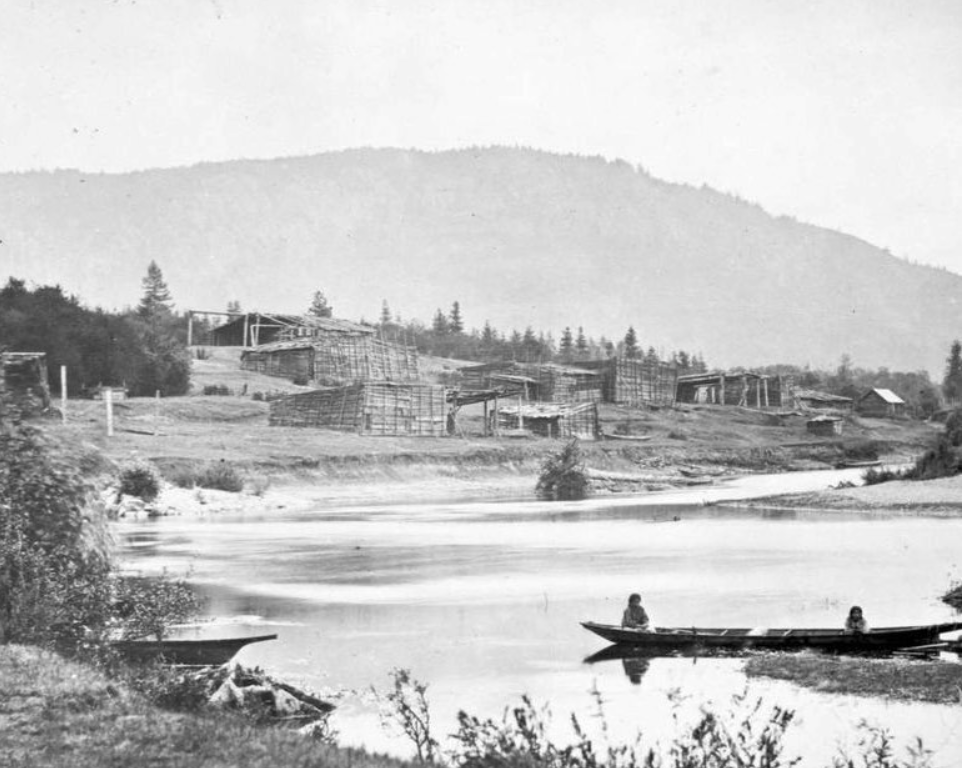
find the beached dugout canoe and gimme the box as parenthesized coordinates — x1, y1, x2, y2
(111, 633, 278, 665)
(581, 621, 962, 653)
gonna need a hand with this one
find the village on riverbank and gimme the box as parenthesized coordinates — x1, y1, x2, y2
(4, 283, 962, 768)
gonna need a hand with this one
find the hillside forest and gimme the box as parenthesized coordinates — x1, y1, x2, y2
(0, 264, 952, 417)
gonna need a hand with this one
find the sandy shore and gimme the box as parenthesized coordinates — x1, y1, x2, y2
(746, 473, 962, 515)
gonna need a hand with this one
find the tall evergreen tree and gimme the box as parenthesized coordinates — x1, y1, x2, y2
(226, 300, 242, 318)
(380, 300, 392, 327)
(137, 261, 173, 319)
(449, 301, 464, 334)
(575, 326, 588, 359)
(308, 291, 333, 318)
(559, 327, 574, 361)
(623, 326, 639, 358)
(432, 308, 449, 335)
(944, 340, 962, 403)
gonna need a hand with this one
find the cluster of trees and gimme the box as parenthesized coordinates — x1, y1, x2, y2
(0, 262, 190, 397)
(374, 299, 708, 370)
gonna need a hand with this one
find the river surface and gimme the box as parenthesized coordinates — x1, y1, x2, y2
(116, 469, 962, 766)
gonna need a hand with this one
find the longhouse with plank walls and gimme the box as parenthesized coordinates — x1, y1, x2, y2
(269, 381, 447, 436)
(576, 357, 677, 407)
(458, 361, 602, 404)
(675, 371, 791, 408)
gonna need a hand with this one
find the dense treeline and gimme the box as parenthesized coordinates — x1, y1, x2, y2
(374, 299, 709, 371)
(0, 263, 189, 397)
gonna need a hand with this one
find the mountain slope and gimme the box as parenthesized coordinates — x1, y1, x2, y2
(1, 147, 957, 373)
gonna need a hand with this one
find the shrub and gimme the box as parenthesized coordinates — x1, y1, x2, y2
(292, 376, 310, 386)
(536, 439, 590, 501)
(197, 461, 244, 493)
(202, 384, 232, 396)
(862, 467, 905, 486)
(117, 459, 162, 501)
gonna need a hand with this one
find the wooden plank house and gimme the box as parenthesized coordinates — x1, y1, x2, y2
(269, 382, 446, 436)
(207, 312, 374, 348)
(858, 388, 906, 418)
(241, 336, 420, 386)
(458, 361, 602, 404)
(494, 401, 600, 440)
(675, 371, 790, 408)
(577, 357, 677, 406)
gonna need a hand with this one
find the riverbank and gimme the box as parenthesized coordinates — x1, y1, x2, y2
(743, 473, 962, 516)
(0, 645, 405, 768)
(41, 384, 938, 504)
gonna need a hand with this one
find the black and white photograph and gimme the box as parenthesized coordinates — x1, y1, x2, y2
(2, 2, 961, 766)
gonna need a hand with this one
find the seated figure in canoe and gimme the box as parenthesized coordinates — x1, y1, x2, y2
(622, 593, 651, 631)
(844, 605, 869, 634)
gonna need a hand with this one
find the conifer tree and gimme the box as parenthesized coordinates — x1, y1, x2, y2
(137, 261, 173, 319)
(308, 291, 333, 318)
(226, 300, 242, 318)
(380, 300, 392, 327)
(944, 340, 962, 403)
(575, 326, 588, 359)
(448, 301, 464, 334)
(432, 308, 449, 335)
(560, 327, 574, 361)
(624, 326, 639, 358)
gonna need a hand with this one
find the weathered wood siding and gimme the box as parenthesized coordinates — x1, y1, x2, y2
(269, 382, 446, 436)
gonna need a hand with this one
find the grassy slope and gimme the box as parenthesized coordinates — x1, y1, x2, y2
(0, 645, 408, 768)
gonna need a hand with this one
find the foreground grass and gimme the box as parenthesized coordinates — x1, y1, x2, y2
(744, 652, 962, 703)
(0, 645, 406, 768)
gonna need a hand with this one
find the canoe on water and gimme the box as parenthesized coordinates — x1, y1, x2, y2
(581, 621, 962, 653)
(111, 633, 278, 665)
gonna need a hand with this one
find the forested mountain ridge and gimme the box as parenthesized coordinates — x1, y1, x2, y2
(1, 147, 958, 373)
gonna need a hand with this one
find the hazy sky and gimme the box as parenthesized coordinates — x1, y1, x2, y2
(3, 0, 960, 273)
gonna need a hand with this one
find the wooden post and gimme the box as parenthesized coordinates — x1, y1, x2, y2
(187, 312, 194, 347)
(483, 400, 488, 437)
(719, 374, 726, 405)
(243, 314, 250, 347)
(154, 390, 160, 436)
(60, 365, 67, 423)
(517, 394, 524, 430)
(763, 378, 770, 408)
(493, 395, 500, 436)
(105, 388, 114, 437)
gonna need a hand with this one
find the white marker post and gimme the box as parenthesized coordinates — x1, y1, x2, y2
(60, 365, 67, 423)
(154, 389, 160, 436)
(105, 388, 114, 437)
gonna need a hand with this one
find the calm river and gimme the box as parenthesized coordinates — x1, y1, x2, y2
(116, 470, 962, 766)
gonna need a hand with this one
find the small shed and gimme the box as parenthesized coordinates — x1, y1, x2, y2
(858, 388, 906, 419)
(269, 381, 446, 436)
(494, 401, 600, 440)
(807, 415, 843, 437)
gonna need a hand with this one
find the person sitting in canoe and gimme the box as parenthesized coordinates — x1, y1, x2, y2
(622, 593, 651, 631)
(844, 605, 869, 634)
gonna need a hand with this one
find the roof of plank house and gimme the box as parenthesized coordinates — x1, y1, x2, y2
(863, 388, 905, 404)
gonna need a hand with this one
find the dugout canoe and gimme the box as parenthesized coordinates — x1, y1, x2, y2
(581, 621, 962, 653)
(111, 633, 278, 665)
